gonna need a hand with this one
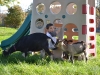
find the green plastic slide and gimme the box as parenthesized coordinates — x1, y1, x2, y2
(0, 13, 31, 50)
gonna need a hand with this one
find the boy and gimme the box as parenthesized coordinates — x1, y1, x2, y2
(46, 23, 61, 50)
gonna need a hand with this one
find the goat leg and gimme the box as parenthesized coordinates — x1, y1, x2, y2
(84, 51, 88, 63)
(40, 49, 45, 58)
(71, 55, 74, 64)
(68, 55, 71, 62)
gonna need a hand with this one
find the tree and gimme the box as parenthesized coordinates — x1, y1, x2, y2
(0, 0, 19, 7)
(4, 5, 26, 28)
(96, 7, 100, 27)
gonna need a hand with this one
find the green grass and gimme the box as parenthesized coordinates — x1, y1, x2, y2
(0, 27, 17, 42)
(0, 27, 100, 75)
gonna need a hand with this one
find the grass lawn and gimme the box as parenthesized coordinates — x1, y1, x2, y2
(0, 27, 100, 75)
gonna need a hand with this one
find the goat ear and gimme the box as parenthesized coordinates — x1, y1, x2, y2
(81, 41, 84, 43)
(63, 39, 68, 45)
(68, 40, 73, 42)
(63, 39, 67, 42)
(81, 41, 85, 45)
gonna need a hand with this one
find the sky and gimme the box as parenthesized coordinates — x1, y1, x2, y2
(18, 0, 33, 10)
(0, 0, 33, 13)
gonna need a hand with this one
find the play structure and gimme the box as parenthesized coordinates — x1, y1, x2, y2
(30, 0, 96, 56)
(0, 0, 96, 57)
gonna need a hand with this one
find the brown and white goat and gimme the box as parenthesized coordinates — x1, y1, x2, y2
(62, 39, 88, 63)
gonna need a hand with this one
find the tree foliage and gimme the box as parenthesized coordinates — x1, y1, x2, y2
(96, 7, 100, 17)
(96, 7, 100, 27)
(4, 5, 26, 28)
(0, 0, 19, 7)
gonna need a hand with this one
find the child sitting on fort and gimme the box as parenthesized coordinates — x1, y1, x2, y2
(46, 23, 61, 50)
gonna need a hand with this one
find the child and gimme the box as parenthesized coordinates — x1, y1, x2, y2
(46, 23, 61, 50)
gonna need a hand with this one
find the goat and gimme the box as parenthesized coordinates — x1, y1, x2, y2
(62, 39, 88, 63)
(2, 33, 57, 60)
